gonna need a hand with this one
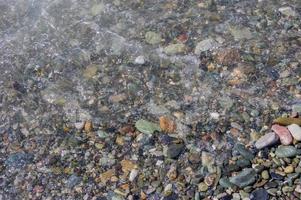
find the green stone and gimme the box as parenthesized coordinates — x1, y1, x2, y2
(135, 119, 161, 134)
(275, 146, 298, 158)
(261, 170, 269, 180)
(234, 143, 254, 160)
(145, 31, 162, 45)
(219, 177, 236, 188)
(229, 168, 257, 188)
(163, 43, 186, 55)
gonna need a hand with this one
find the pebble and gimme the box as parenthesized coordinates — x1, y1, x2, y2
(275, 145, 298, 158)
(5, 153, 33, 169)
(134, 55, 145, 65)
(198, 182, 208, 192)
(129, 169, 138, 182)
(219, 177, 235, 188)
(278, 6, 297, 17)
(287, 124, 301, 141)
(135, 119, 161, 134)
(271, 124, 293, 145)
(284, 165, 294, 174)
(234, 143, 254, 160)
(163, 184, 173, 196)
(261, 170, 269, 180)
(163, 43, 186, 55)
(229, 168, 256, 188)
(232, 193, 240, 200)
(295, 185, 301, 193)
(164, 143, 185, 159)
(74, 121, 85, 130)
(194, 38, 219, 55)
(250, 188, 269, 200)
(145, 31, 161, 44)
(66, 175, 81, 188)
(255, 132, 279, 149)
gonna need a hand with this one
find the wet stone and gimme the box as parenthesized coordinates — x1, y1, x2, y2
(275, 146, 298, 158)
(250, 188, 269, 200)
(219, 177, 235, 188)
(5, 153, 33, 169)
(255, 132, 279, 149)
(287, 124, 301, 141)
(66, 174, 81, 188)
(234, 143, 254, 160)
(229, 168, 256, 188)
(271, 124, 293, 145)
(164, 143, 185, 159)
(135, 119, 161, 134)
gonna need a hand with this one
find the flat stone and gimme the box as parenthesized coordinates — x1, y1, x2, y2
(271, 124, 293, 145)
(135, 119, 161, 134)
(275, 146, 298, 158)
(229, 168, 256, 188)
(145, 31, 161, 45)
(287, 124, 301, 141)
(250, 188, 269, 200)
(194, 38, 219, 55)
(255, 132, 279, 149)
(163, 43, 186, 55)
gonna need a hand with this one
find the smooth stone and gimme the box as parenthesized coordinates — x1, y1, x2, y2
(232, 193, 240, 200)
(271, 124, 293, 145)
(250, 189, 269, 200)
(135, 119, 161, 134)
(275, 146, 298, 158)
(164, 143, 185, 159)
(134, 55, 145, 65)
(279, 6, 297, 17)
(255, 132, 279, 149)
(236, 158, 251, 168)
(129, 169, 138, 182)
(261, 170, 270, 180)
(66, 174, 81, 188)
(145, 31, 161, 45)
(163, 43, 186, 55)
(234, 143, 254, 160)
(219, 177, 236, 188)
(194, 38, 219, 55)
(267, 188, 277, 196)
(284, 165, 294, 174)
(229, 168, 256, 188)
(198, 182, 208, 192)
(287, 124, 301, 141)
(270, 172, 284, 181)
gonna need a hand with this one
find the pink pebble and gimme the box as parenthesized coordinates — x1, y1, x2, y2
(271, 124, 293, 145)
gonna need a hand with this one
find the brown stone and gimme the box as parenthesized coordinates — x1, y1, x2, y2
(159, 116, 177, 133)
(84, 120, 93, 133)
(97, 169, 115, 184)
(121, 160, 137, 173)
(215, 48, 240, 65)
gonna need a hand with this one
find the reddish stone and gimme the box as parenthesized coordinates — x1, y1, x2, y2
(271, 124, 293, 145)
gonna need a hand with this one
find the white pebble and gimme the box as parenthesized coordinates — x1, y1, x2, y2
(287, 124, 301, 141)
(134, 55, 145, 64)
(210, 112, 220, 120)
(129, 169, 138, 182)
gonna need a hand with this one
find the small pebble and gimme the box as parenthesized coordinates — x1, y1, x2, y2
(198, 182, 208, 192)
(261, 170, 269, 180)
(284, 165, 294, 174)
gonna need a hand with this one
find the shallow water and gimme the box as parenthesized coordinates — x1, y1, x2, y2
(1, 0, 301, 199)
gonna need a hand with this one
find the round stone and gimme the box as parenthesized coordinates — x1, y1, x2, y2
(284, 165, 294, 174)
(198, 182, 208, 192)
(261, 170, 269, 180)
